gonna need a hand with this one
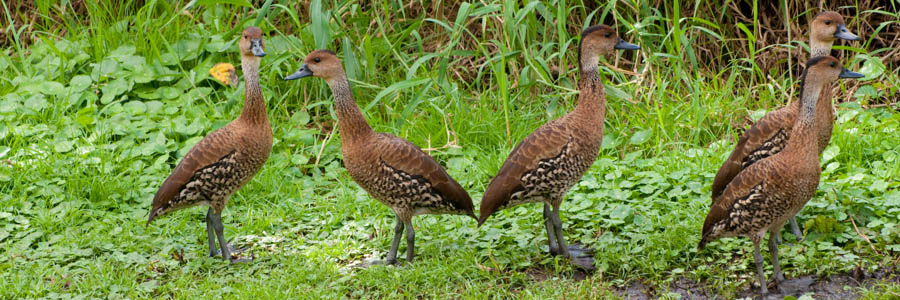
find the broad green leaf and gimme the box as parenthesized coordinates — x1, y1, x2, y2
(291, 111, 310, 125)
(853, 85, 879, 100)
(0, 54, 8, 72)
(101, 78, 130, 104)
(145, 101, 164, 114)
(25, 94, 49, 111)
(821, 145, 840, 163)
(601, 133, 620, 149)
(629, 129, 653, 145)
(54, 140, 74, 153)
(750, 108, 767, 122)
(70, 75, 92, 92)
(158, 87, 182, 100)
(75, 106, 96, 126)
(135, 88, 161, 100)
(123, 101, 148, 115)
(40, 81, 66, 96)
(857, 55, 884, 81)
(109, 45, 136, 58)
(610, 204, 633, 220)
(93, 59, 119, 79)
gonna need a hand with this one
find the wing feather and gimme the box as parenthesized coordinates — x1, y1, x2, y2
(375, 134, 474, 216)
(479, 121, 571, 224)
(710, 103, 797, 201)
(148, 127, 236, 223)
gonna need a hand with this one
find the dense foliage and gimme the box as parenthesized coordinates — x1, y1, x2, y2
(1, 0, 898, 298)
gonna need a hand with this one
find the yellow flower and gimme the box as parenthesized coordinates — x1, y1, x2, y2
(209, 63, 238, 86)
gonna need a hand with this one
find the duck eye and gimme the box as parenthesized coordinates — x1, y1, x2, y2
(605, 33, 612, 38)
(824, 20, 832, 25)
(314, 57, 321, 63)
(830, 62, 836, 67)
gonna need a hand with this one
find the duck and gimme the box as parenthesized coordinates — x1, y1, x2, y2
(146, 27, 271, 263)
(477, 25, 639, 271)
(283, 50, 475, 264)
(699, 56, 863, 297)
(710, 11, 859, 243)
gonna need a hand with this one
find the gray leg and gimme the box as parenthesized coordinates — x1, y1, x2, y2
(404, 221, 415, 263)
(385, 217, 404, 264)
(768, 233, 786, 286)
(206, 208, 219, 257)
(543, 203, 560, 255)
(209, 211, 249, 263)
(753, 240, 768, 297)
(789, 216, 803, 242)
(550, 205, 594, 271)
(550, 206, 570, 257)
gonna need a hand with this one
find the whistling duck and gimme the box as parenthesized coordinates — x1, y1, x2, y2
(478, 25, 639, 271)
(146, 27, 271, 263)
(700, 56, 862, 297)
(710, 11, 859, 242)
(283, 50, 475, 264)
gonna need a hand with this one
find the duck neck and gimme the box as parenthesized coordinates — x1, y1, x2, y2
(326, 75, 374, 144)
(238, 55, 269, 125)
(785, 81, 824, 154)
(809, 38, 833, 58)
(573, 62, 606, 121)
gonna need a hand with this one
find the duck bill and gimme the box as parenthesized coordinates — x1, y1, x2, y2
(250, 39, 266, 57)
(834, 24, 860, 41)
(284, 64, 313, 80)
(614, 39, 640, 51)
(839, 68, 864, 79)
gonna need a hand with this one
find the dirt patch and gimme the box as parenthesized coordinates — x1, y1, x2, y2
(522, 265, 591, 282)
(600, 267, 898, 299)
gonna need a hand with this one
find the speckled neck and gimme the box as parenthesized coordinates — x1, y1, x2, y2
(238, 56, 269, 126)
(326, 75, 374, 145)
(785, 80, 824, 154)
(573, 64, 606, 123)
(809, 38, 833, 58)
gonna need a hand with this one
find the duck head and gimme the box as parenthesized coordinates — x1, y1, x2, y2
(811, 11, 859, 44)
(283, 50, 345, 83)
(803, 55, 863, 88)
(239, 26, 266, 58)
(578, 25, 639, 70)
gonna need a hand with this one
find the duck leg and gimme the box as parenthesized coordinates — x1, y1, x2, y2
(383, 217, 404, 264)
(753, 240, 768, 297)
(788, 217, 803, 242)
(209, 210, 250, 263)
(404, 221, 415, 263)
(768, 233, 787, 292)
(550, 205, 594, 271)
(206, 208, 219, 257)
(543, 203, 560, 255)
(206, 208, 245, 258)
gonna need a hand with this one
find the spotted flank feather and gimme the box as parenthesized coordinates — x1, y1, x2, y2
(742, 129, 789, 168)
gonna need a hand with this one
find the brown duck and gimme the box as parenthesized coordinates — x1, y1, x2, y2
(146, 27, 271, 263)
(284, 50, 475, 264)
(477, 25, 639, 271)
(710, 11, 859, 242)
(699, 56, 862, 297)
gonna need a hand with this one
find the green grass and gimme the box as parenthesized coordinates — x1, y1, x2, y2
(2, 0, 900, 298)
